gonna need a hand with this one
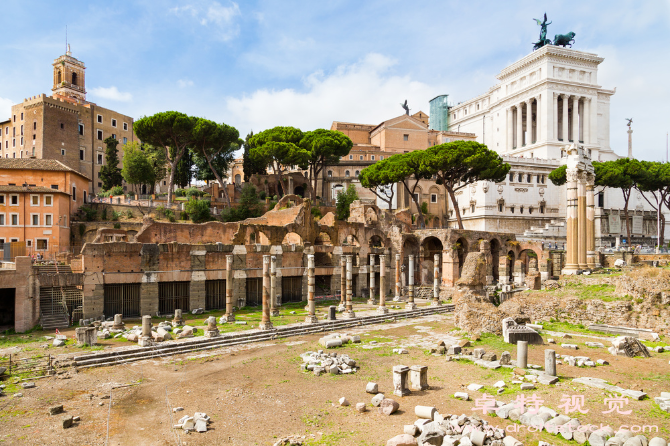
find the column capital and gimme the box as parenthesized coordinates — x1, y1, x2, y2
(553, 92, 559, 98)
(525, 97, 533, 105)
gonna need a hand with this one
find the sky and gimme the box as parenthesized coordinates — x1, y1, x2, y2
(0, 1, 669, 160)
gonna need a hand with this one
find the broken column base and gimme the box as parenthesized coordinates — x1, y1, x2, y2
(75, 327, 98, 346)
(342, 310, 356, 319)
(367, 299, 376, 305)
(405, 302, 417, 310)
(430, 300, 442, 307)
(111, 323, 125, 330)
(393, 296, 401, 302)
(138, 336, 153, 347)
(270, 310, 280, 317)
(259, 321, 274, 331)
(304, 315, 319, 324)
(220, 314, 235, 323)
(171, 319, 184, 327)
(204, 329, 220, 338)
(337, 304, 346, 312)
(377, 306, 389, 314)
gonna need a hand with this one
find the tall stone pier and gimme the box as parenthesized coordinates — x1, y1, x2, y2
(339, 256, 346, 311)
(394, 254, 401, 301)
(305, 254, 318, 324)
(343, 255, 356, 319)
(223, 254, 235, 322)
(406, 255, 417, 310)
(270, 256, 279, 316)
(368, 254, 376, 305)
(562, 144, 595, 275)
(378, 254, 388, 314)
(431, 253, 441, 306)
(259, 255, 273, 330)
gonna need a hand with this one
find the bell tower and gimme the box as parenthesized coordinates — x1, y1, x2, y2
(52, 45, 86, 102)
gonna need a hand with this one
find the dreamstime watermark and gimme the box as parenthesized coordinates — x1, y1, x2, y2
(505, 424, 658, 434)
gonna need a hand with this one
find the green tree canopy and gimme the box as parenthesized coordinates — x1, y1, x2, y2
(633, 160, 670, 245)
(548, 164, 567, 186)
(191, 118, 241, 206)
(144, 144, 167, 193)
(336, 184, 359, 221)
(134, 111, 197, 204)
(99, 136, 123, 192)
(300, 129, 353, 200)
(220, 184, 264, 222)
(249, 126, 307, 197)
(121, 142, 153, 192)
(423, 141, 510, 229)
(242, 131, 266, 182)
(359, 154, 404, 209)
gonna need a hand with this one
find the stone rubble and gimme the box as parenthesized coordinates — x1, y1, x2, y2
(318, 333, 361, 348)
(174, 412, 211, 432)
(609, 336, 651, 357)
(655, 392, 670, 413)
(299, 351, 359, 376)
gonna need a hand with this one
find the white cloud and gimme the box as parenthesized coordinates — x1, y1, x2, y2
(170, 1, 241, 41)
(224, 53, 442, 134)
(178, 79, 194, 88)
(0, 96, 14, 120)
(89, 86, 133, 102)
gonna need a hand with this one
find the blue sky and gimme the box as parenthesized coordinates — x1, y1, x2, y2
(1, 1, 669, 159)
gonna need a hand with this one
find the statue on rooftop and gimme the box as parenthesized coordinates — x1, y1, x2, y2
(532, 13, 553, 50)
(400, 99, 409, 115)
(553, 31, 576, 47)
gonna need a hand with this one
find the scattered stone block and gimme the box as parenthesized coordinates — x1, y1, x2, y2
(415, 405, 436, 420)
(371, 393, 385, 406)
(520, 383, 535, 390)
(597, 359, 609, 365)
(610, 336, 650, 357)
(386, 434, 418, 446)
(355, 402, 367, 413)
(404, 425, 419, 436)
(467, 383, 483, 391)
(586, 342, 605, 348)
(454, 392, 469, 401)
(338, 397, 349, 406)
(365, 382, 378, 394)
(22, 382, 36, 389)
(500, 351, 511, 365)
(649, 439, 667, 446)
(562, 344, 579, 350)
(62, 415, 73, 429)
(447, 345, 461, 355)
(494, 380, 506, 388)
(379, 398, 399, 415)
(48, 405, 64, 415)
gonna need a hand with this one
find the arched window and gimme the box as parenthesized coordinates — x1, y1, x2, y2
(234, 174, 241, 184)
(327, 171, 333, 177)
(57, 70, 62, 84)
(345, 170, 350, 177)
(355, 170, 359, 178)
(72, 72, 78, 85)
(509, 172, 514, 182)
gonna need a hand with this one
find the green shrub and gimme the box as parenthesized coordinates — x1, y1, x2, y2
(186, 187, 204, 198)
(421, 202, 428, 214)
(311, 207, 322, 219)
(180, 211, 189, 220)
(101, 208, 108, 220)
(175, 188, 186, 197)
(110, 185, 123, 196)
(335, 184, 358, 220)
(126, 210, 133, 219)
(155, 205, 166, 219)
(113, 223, 121, 229)
(80, 207, 98, 222)
(111, 211, 121, 221)
(185, 199, 211, 223)
(164, 209, 174, 221)
(259, 191, 267, 200)
(78, 223, 86, 237)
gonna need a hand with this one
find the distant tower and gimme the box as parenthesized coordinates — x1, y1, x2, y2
(626, 118, 633, 158)
(52, 44, 86, 102)
(429, 95, 450, 131)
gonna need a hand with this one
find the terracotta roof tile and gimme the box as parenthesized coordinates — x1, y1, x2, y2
(0, 158, 90, 180)
(0, 185, 68, 194)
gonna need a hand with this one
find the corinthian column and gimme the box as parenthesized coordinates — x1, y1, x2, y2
(572, 96, 579, 143)
(507, 107, 513, 151)
(338, 255, 346, 310)
(563, 165, 579, 274)
(584, 98, 591, 145)
(586, 173, 597, 269)
(516, 103, 523, 149)
(553, 93, 559, 141)
(561, 94, 569, 142)
(525, 98, 533, 146)
(577, 172, 588, 270)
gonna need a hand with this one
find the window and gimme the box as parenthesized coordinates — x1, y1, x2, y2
(33, 122, 36, 130)
(12, 139, 15, 147)
(97, 114, 103, 123)
(20, 113, 23, 120)
(61, 149, 66, 156)
(371, 155, 375, 160)
(540, 205, 545, 214)
(470, 204, 475, 213)
(112, 134, 116, 140)
(355, 170, 359, 178)
(123, 137, 127, 144)
(413, 193, 419, 203)
(72, 186, 77, 201)
(45, 195, 53, 206)
(359, 155, 363, 160)
(10, 214, 18, 225)
(520, 206, 524, 214)
(45, 214, 52, 226)
(60, 123, 64, 129)
(349, 155, 353, 160)
(98, 182, 102, 188)
(50, 185, 58, 190)
(498, 202, 504, 212)
(431, 194, 437, 203)
(529, 207, 533, 214)
(30, 195, 39, 206)
(510, 207, 515, 214)
(83, 191, 87, 203)
(123, 122, 128, 131)
(509, 173, 514, 182)
(80, 149, 84, 160)
(97, 153, 103, 164)
(10, 195, 18, 206)
(598, 192, 604, 208)
(79, 124, 84, 135)
(541, 175, 545, 184)
(0, 214, 4, 225)
(527, 174, 531, 183)
(97, 130, 103, 140)
(26, 240, 32, 247)
(0, 195, 4, 205)
(32, 134, 35, 140)
(517, 173, 523, 182)
(327, 171, 333, 177)
(380, 156, 384, 160)
(36, 239, 48, 250)
(403, 134, 409, 141)
(20, 125, 23, 135)
(31, 214, 39, 226)
(112, 119, 117, 127)
(345, 170, 350, 177)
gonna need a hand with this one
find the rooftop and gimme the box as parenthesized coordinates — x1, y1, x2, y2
(0, 185, 69, 194)
(0, 158, 90, 180)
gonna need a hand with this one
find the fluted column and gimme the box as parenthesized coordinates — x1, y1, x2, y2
(259, 255, 273, 330)
(563, 167, 579, 274)
(584, 98, 591, 144)
(406, 255, 417, 310)
(525, 98, 533, 146)
(338, 256, 346, 310)
(270, 255, 279, 316)
(394, 254, 401, 301)
(378, 254, 388, 314)
(431, 253, 441, 306)
(586, 174, 596, 269)
(572, 96, 579, 143)
(507, 107, 513, 151)
(368, 254, 376, 304)
(516, 103, 523, 149)
(578, 172, 588, 269)
(343, 255, 356, 318)
(553, 93, 559, 141)
(561, 94, 569, 142)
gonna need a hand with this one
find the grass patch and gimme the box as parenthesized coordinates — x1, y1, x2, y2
(469, 332, 511, 352)
(540, 320, 615, 337)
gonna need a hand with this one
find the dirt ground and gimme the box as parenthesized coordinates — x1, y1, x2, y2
(1, 312, 669, 446)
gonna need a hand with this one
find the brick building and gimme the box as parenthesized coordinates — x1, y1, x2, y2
(0, 158, 89, 256)
(0, 46, 137, 196)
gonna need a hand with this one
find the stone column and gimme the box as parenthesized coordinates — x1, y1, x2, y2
(259, 255, 273, 330)
(578, 98, 584, 143)
(378, 254, 388, 314)
(516, 103, 523, 148)
(628, 127, 633, 159)
(586, 174, 596, 269)
(392, 365, 411, 397)
(507, 107, 514, 151)
(535, 94, 541, 142)
(112, 313, 124, 330)
(172, 309, 184, 326)
(517, 340, 528, 369)
(204, 316, 219, 338)
(552, 92, 559, 141)
(545, 349, 557, 376)
(339, 256, 346, 310)
(572, 96, 579, 142)
(223, 254, 235, 322)
(563, 166, 579, 274)
(406, 255, 417, 310)
(368, 254, 376, 305)
(584, 98, 591, 144)
(139, 315, 152, 347)
(578, 172, 588, 270)
(305, 254, 318, 323)
(525, 98, 533, 146)
(394, 254, 401, 301)
(343, 255, 356, 318)
(270, 256, 279, 316)
(431, 253, 441, 306)
(561, 94, 569, 142)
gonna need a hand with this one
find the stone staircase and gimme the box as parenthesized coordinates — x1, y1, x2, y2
(522, 219, 567, 240)
(73, 304, 454, 370)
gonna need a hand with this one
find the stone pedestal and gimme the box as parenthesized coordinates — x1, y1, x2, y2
(392, 365, 411, 397)
(545, 349, 557, 376)
(328, 306, 337, 321)
(172, 309, 185, 327)
(377, 306, 389, 314)
(204, 316, 220, 338)
(75, 327, 97, 346)
(517, 341, 528, 369)
(112, 314, 124, 330)
(409, 365, 429, 391)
